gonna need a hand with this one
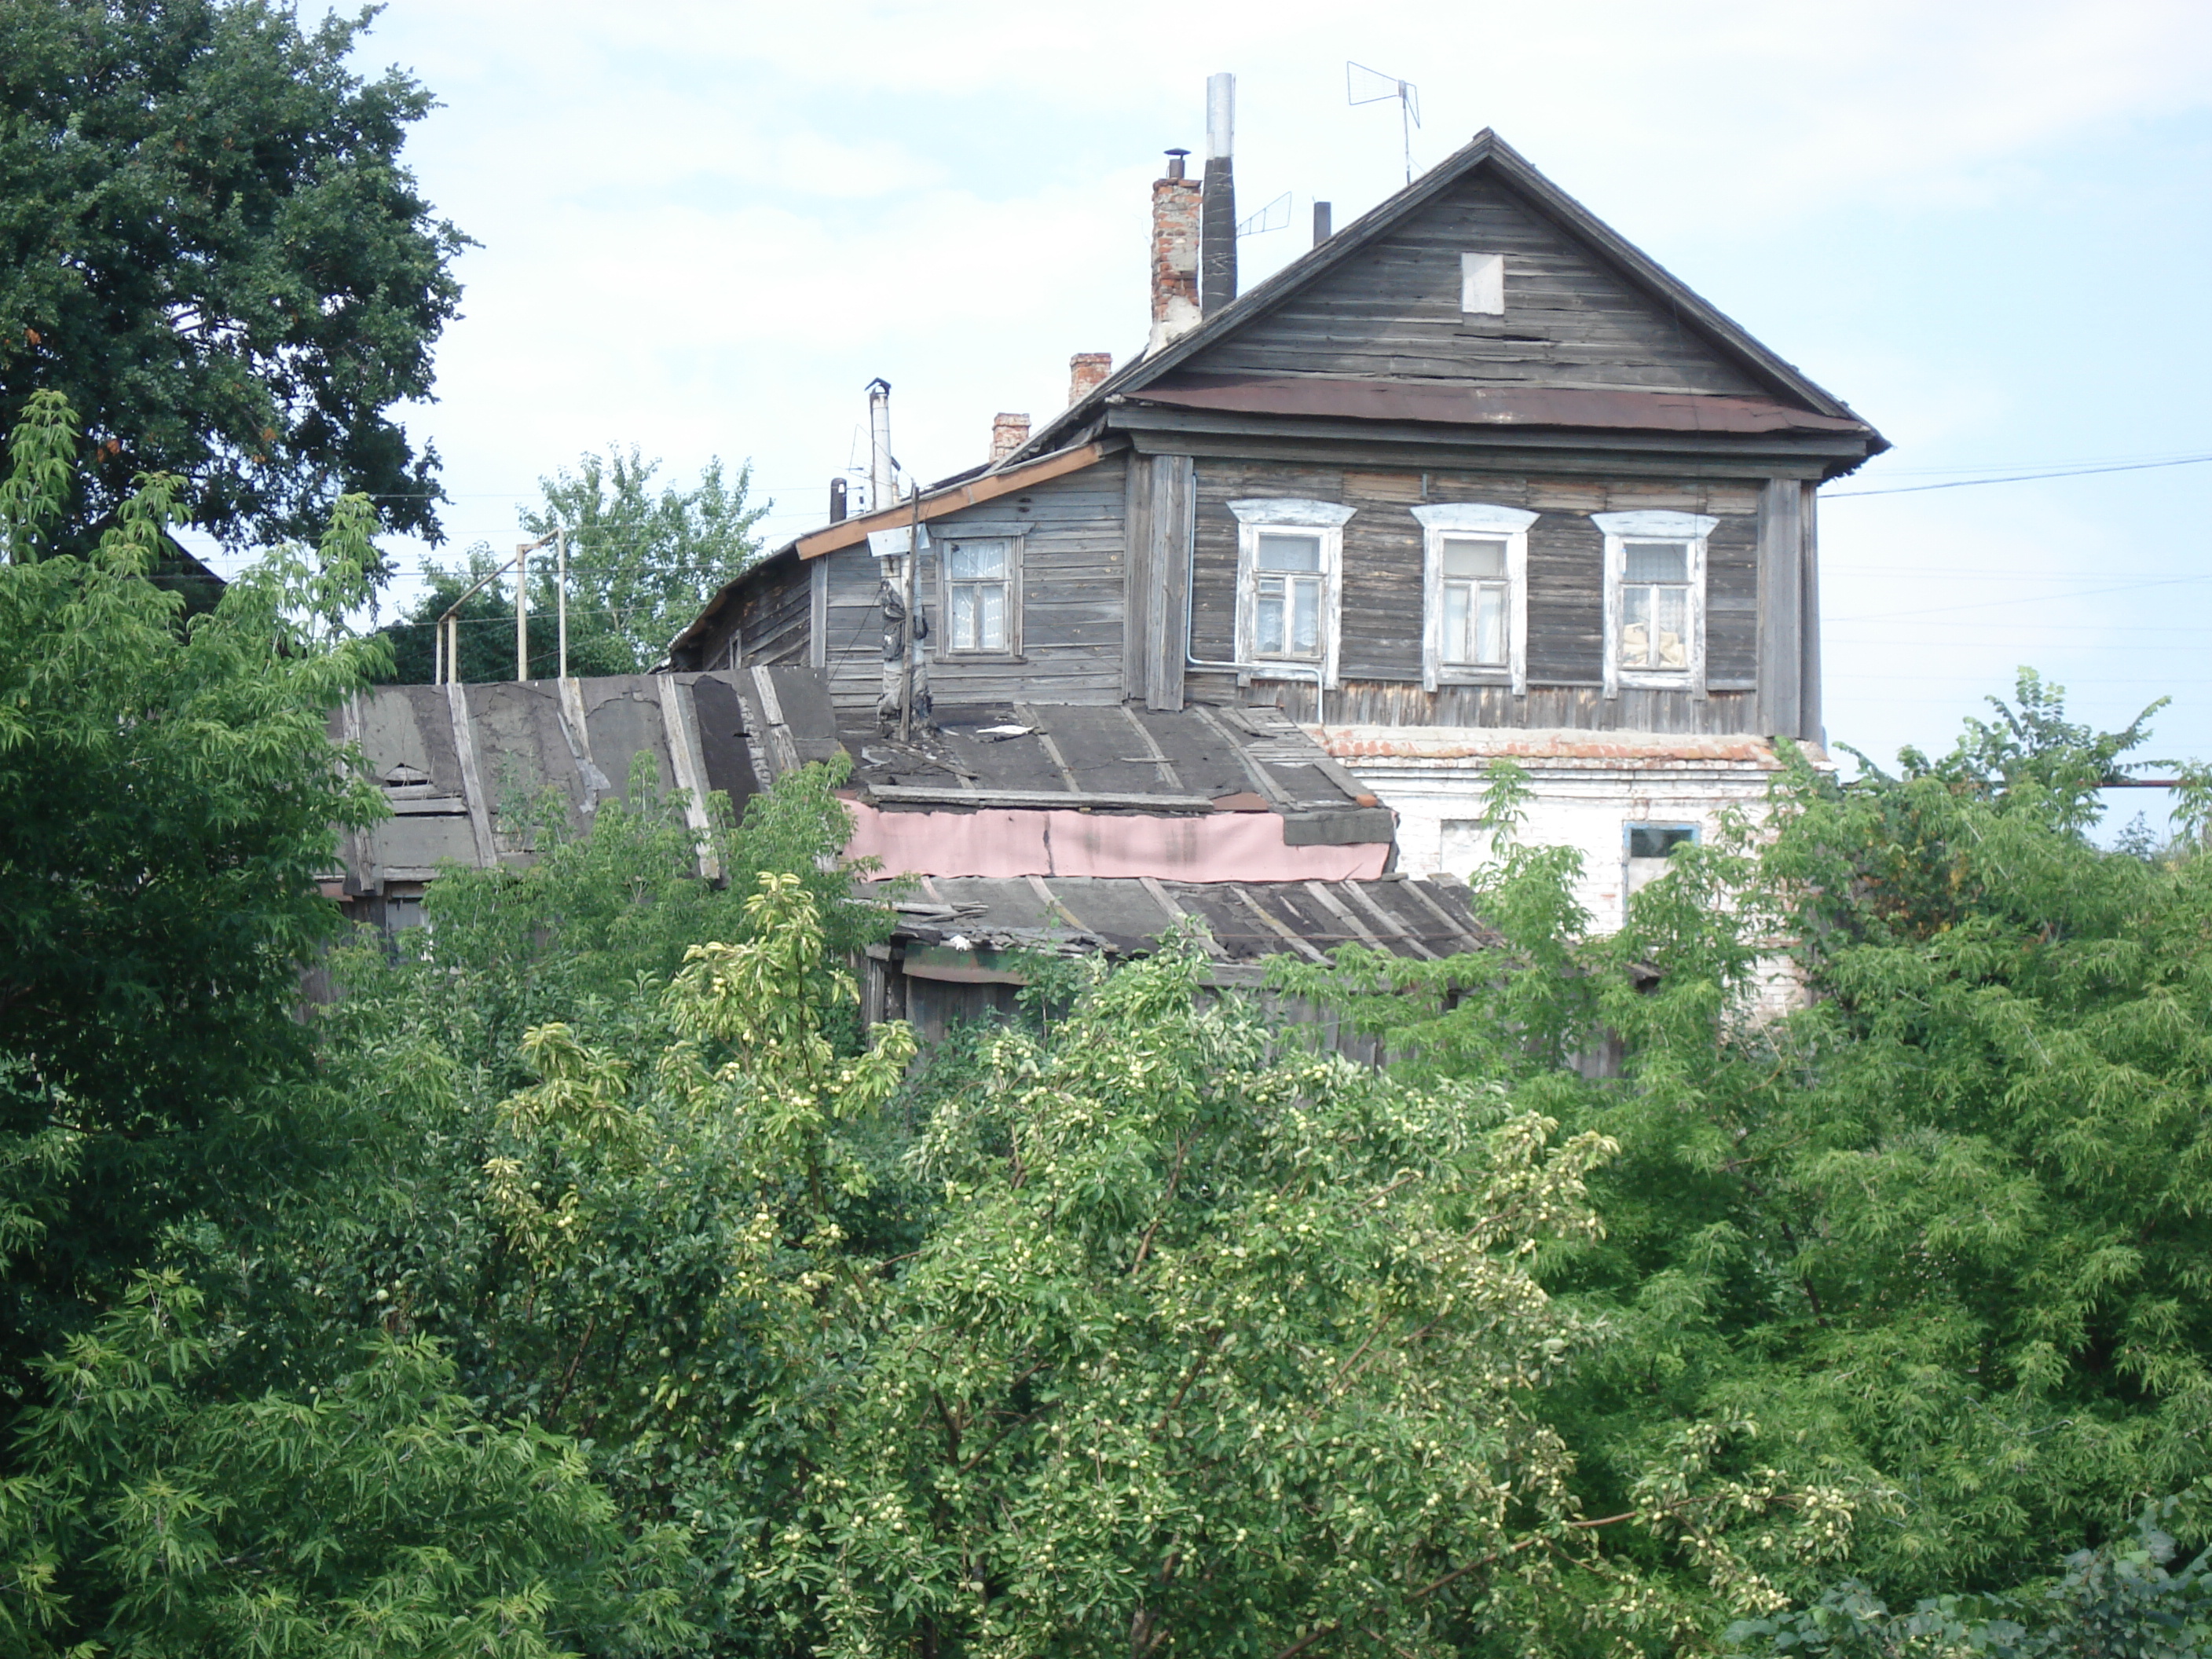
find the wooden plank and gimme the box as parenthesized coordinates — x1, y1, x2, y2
(445, 681, 499, 866)
(1341, 880, 1438, 960)
(797, 443, 1106, 559)
(1146, 454, 1194, 711)
(1756, 478, 1803, 738)
(1229, 884, 1330, 963)
(1800, 479, 1822, 742)
(1123, 452, 1154, 701)
(1115, 703, 1186, 790)
(865, 784, 1215, 811)
(808, 558, 827, 669)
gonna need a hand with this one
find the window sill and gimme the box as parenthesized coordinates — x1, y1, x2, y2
(1610, 670, 1704, 696)
(936, 651, 1027, 665)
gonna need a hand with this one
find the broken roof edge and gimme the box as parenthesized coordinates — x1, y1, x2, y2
(662, 440, 1116, 665)
(1013, 129, 1885, 466)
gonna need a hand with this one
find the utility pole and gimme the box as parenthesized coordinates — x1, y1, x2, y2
(555, 524, 569, 679)
(515, 540, 529, 682)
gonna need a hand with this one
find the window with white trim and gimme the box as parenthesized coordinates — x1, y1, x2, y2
(936, 534, 1021, 657)
(1228, 498, 1355, 687)
(1412, 502, 1536, 693)
(1595, 510, 1716, 698)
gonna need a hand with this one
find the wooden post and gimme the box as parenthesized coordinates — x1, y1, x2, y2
(555, 525, 568, 680)
(515, 543, 529, 683)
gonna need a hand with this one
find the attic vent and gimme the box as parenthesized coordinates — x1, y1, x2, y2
(1460, 251, 1505, 316)
(382, 763, 430, 789)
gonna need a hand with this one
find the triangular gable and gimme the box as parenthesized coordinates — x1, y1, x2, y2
(1019, 131, 1874, 457)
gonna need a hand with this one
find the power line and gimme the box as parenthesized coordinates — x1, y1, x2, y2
(1828, 454, 2212, 498)
(1827, 572, 2212, 625)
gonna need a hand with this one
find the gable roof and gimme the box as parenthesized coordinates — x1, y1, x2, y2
(1015, 130, 1879, 462)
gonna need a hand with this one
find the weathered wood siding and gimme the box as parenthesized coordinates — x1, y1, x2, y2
(1191, 458, 1762, 731)
(1243, 682, 1760, 734)
(734, 554, 811, 668)
(816, 453, 1130, 712)
(1191, 173, 1768, 396)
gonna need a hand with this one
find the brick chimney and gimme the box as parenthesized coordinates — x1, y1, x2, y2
(988, 412, 1031, 465)
(1148, 148, 1201, 354)
(1068, 352, 1111, 407)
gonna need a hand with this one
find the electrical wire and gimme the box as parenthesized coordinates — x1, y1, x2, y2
(1827, 454, 2212, 497)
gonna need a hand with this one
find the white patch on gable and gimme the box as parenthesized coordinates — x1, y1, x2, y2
(1460, 251, 1505, 315)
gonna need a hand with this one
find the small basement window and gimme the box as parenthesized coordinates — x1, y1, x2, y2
(1624, 821, 1698, 901)
(1626, 823, 1697, 860)
(1461, 251, 1505, 315)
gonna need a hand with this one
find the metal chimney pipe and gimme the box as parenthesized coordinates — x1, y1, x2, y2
(829, 477, 848, 523)
(1200, 72, 1236, 316)
(1313, 200, 1332, 245)
(866, 378, 893, 512)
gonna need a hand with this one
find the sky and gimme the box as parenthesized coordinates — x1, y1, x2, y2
(234, 0, 2212, 800)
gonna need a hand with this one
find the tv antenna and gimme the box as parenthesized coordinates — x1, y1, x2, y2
(1347, 61, 1420, 185)
(1236, 190, 1291, 238)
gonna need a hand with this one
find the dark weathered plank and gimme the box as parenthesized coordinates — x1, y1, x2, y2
(1188, 173, 1769, 397)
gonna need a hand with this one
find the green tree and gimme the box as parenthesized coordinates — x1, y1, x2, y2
(1727, 1505, 2212, 1659)
(519, 447, 767, 673)
(0, 390, 387, 1382)
(0, 0, 468, 548)
(375, 450, 768, 683)
(0, 1273, 692, 1659)
(1274, 675, 2212, 1636)
(727, 932, 1856, 1657)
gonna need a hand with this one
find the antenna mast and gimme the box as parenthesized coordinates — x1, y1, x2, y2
(1346, 61, 1421, 185)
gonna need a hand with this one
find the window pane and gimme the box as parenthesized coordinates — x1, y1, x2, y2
(1624, 540, 1687, 582)
(1441, 537, 1506, 578)
(1256, 532, 1321, 572)
(1628, 824, 1696, 859)
(1256, 575, 1286, 654)
(948, 540, 1006, 580)
(1653, 587, 1687, 668)
(1621, 586, 1653, 668)
(950, 586, 979, 651)
(1443, 583, 1470, 662)
(1474, 583, 1505, 665)
(1291, 575, 1319, 654)
(976, 583, 1006, 651)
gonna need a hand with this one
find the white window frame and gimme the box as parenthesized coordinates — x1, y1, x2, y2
(934, 532, 1024, 661)
(1412, 502, 1536, 694)
(1595, 510, 1716, 700)
(1228, 498, 1355, 689)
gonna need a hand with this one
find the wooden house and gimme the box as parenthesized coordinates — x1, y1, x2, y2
(668, 124, 1882, 932)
